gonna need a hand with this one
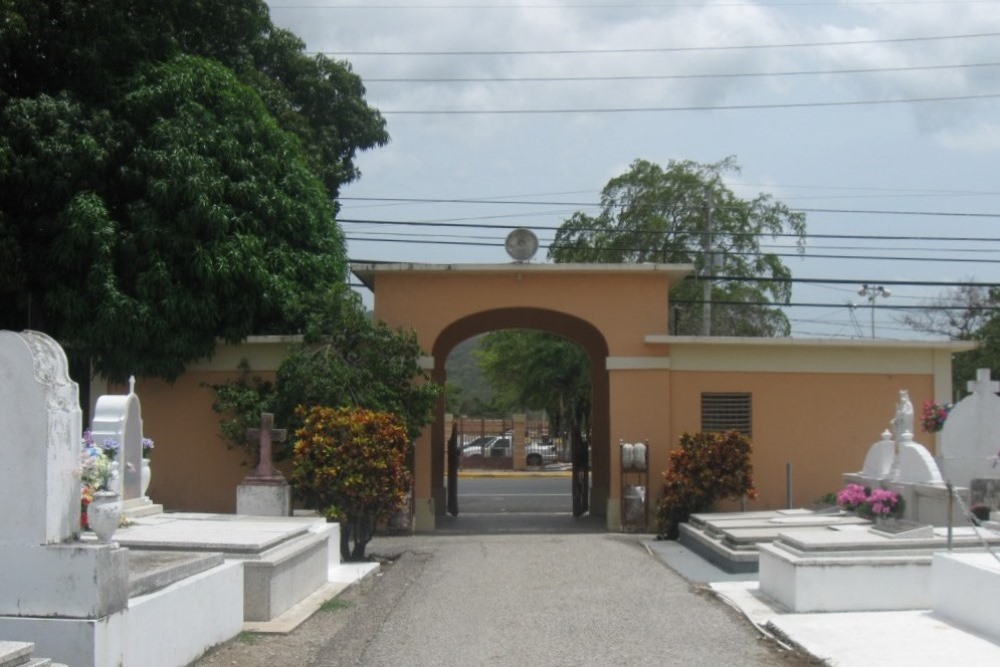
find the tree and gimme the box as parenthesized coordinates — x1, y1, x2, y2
(209, 284, 440, 461)
(901, 284, 1000, 396)
(549, 157, 806, 337)
(0, 0, 387, 381)
(291, 406, 411, 561)
(476, 330, 591, 439)
(273, 286, 440, 442)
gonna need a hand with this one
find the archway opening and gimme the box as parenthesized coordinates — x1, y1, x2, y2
(430, 308, 610, 533)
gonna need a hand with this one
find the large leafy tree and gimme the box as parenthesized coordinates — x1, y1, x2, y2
(549, 157, 806, 337)
(0, 0, 387, 381)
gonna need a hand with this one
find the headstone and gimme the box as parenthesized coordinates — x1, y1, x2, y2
(0, 330, 80, 544)
(236, 413, 291, 516)
(937, 368, 1000, 489)
(0, 330, 127, 619)
(90, 377, 161, 517)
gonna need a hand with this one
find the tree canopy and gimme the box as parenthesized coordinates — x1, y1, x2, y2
(209, 284, 440, 461)
(477, 330, 591, 437)
(0, 0, 387, 381)
(549, 157, 806, 337)
(901, 284, 1000, 396)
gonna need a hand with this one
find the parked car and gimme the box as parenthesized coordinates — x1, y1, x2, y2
(525, 442, 558, 467)
(459, 435, 495, 457)
(486, 436, 511, 457)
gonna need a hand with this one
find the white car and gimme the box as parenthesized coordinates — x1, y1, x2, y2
(525, 442, 559, 467)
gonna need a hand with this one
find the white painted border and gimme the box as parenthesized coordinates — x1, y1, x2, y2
(606, 357, 671, 370)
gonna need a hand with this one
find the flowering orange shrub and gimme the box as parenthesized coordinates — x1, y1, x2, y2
(656, 431, 757, 539)
(291, 406, 411, 561)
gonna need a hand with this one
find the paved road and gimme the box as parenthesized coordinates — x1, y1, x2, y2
(456, 475, 573, 514)
(308, 529, 813, 667)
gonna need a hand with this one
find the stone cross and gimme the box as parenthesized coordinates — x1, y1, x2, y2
(968, 368, 1000, 396)
(246, 413, 287, 480)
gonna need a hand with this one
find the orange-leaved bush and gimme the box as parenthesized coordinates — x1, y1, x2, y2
(656, 430, 757, 539)
(291, 406, 411, 561)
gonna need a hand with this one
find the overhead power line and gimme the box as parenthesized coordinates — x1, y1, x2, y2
(363, 62, 1000, 83)
(344, 235, 1000, 265)
(315, 31, 1000, 56)
(669, 299, 1000, 311)
(273, 2, 1000, 10)
(378, 92, 1000, 114)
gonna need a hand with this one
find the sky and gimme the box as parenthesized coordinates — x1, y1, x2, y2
(265, 1, 1000, 341)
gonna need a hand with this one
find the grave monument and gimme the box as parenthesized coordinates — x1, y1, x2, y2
(758, 376, 1000, 613)
(91, 376, 162, 518)
(236, 412, 292, 516)
(937, 368, 1000, 491)
(0, 330, 244, 666)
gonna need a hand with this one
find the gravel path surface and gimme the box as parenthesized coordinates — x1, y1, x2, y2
(192, 532, 818, 667)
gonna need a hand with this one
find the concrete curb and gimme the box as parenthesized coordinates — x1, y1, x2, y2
(458, 468, 572, 479)
(242, 561, 380, 634)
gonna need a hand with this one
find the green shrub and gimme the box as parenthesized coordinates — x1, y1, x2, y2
(291, 406, 411, 561)
(655, 431, 757, 539)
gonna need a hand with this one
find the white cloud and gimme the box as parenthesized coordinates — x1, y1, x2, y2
(934, 121, 1000, 152)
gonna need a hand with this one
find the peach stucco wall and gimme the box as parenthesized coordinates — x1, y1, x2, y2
(368, 265, 675, 357)
(667, 370, 935, 510)
(92, 264, 968, 530)
(102, 338, 294, 514)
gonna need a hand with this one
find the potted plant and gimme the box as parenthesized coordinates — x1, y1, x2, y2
(80, 435, 122, 541)
(836, 483, 904, 522)
(971, 503, 992, 523)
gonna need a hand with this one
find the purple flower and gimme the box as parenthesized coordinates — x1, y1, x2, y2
(101, 438, 120, 459)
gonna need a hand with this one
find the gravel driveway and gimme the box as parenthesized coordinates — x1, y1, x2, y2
(192, 531, 817, 666)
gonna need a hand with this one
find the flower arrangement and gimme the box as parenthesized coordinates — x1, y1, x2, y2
(921, 400, 952, 433)
(80, 439, 114, 492)
(80, 434, 115, 530)
(837, 483, 904, 520)
(83, 430, 121, 460)
(836, 483, 868, 513)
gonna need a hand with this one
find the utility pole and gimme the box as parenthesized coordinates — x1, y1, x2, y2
(702, 190, 713, 336)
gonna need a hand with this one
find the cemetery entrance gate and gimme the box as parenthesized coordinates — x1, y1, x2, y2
(352, 262, 691, 531)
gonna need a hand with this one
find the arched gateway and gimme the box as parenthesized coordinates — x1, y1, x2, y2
(352, 262, 693, 531)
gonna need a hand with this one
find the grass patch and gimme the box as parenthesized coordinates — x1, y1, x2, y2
(238, 632, 261, 645)
(320, 597, 353, 612)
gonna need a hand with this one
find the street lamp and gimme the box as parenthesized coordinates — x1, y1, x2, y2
(857, 284, 891, 338)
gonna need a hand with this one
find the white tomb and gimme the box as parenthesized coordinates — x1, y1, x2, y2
(937, 368, 1000, 490)
(0, 330, 244, 667)
(759, 380, 1000, 613)
(91, 376, 162, 518)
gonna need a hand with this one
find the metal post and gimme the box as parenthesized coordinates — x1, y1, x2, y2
(947, 482, 954, 551)
(702, 191, 712, 336)
(786, 462, 793, 509)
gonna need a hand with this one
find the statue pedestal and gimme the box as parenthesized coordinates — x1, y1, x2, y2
(236, 477, 291, 517)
